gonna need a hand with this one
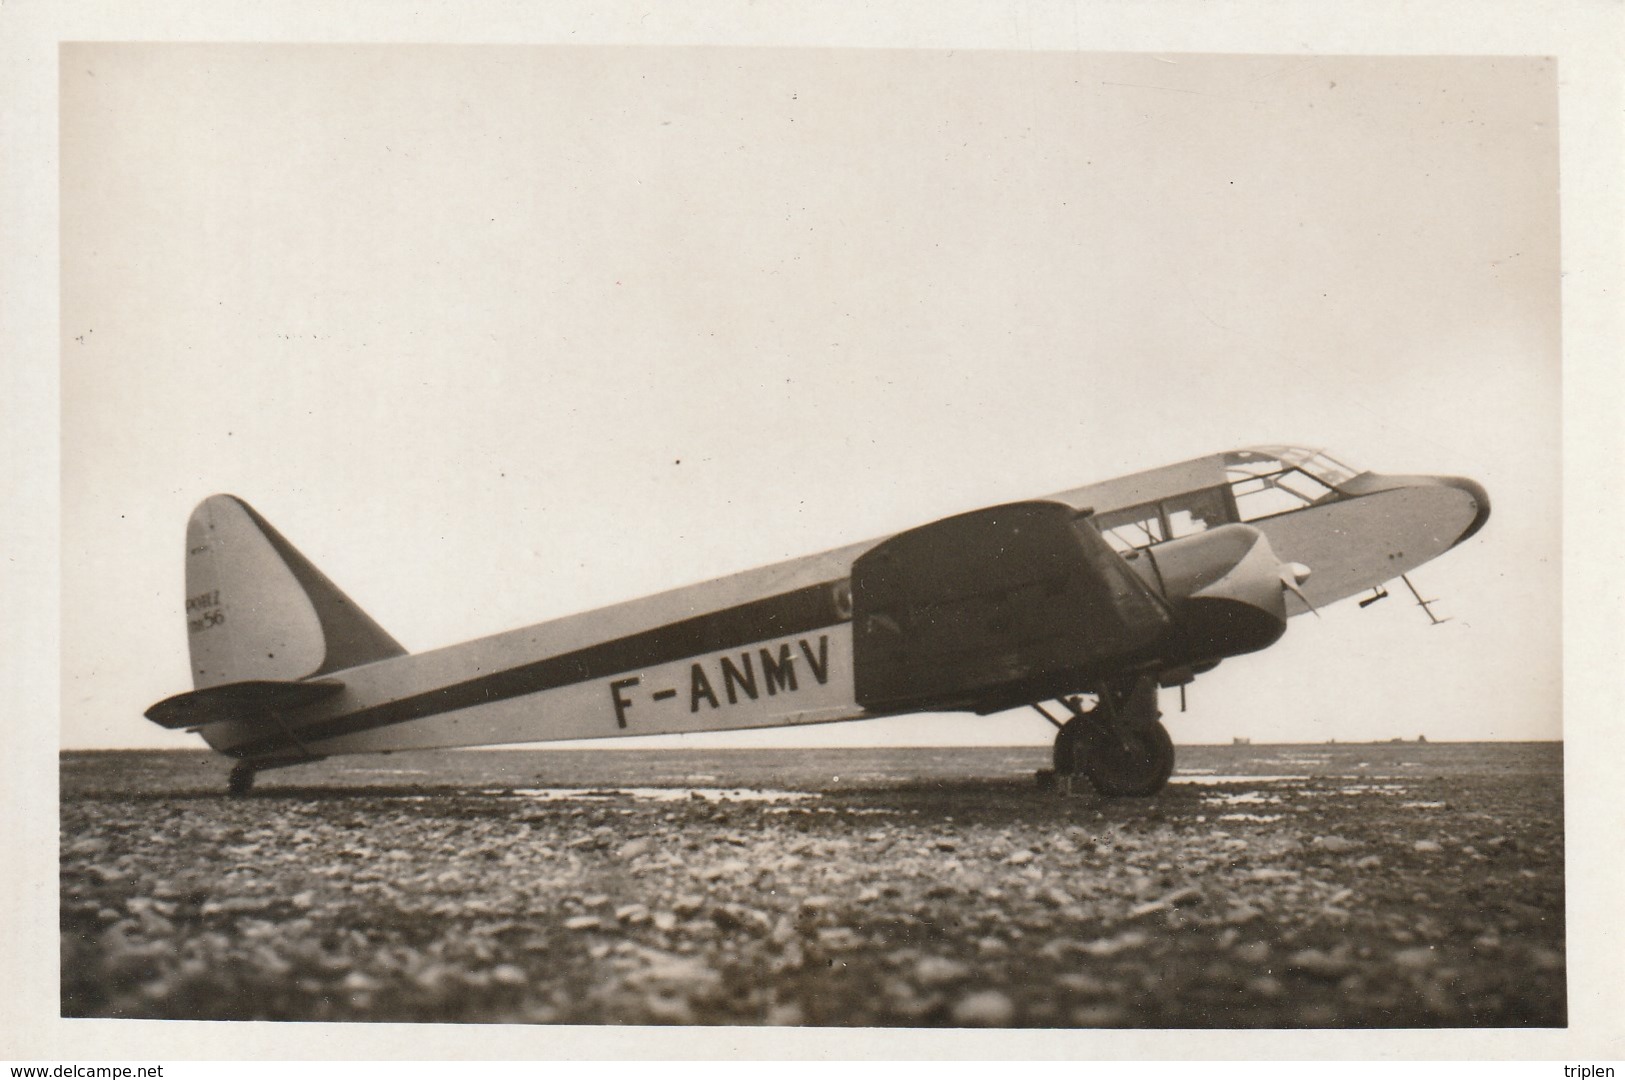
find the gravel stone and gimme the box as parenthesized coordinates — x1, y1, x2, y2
(951, 989, 1016, 1026)
(616, 838, 654, 860)
(914, 956, 971, 987)
(57, 744, 1566, 1027)
(1311, 836, 1358, 852)
(1287, 948, 1353, 979)
(1395, 946, 1438, 969)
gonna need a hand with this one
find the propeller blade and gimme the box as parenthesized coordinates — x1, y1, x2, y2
(1280, 562, 1319, 618)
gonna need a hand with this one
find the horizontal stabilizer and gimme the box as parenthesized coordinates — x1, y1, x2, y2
(145, 678, 345, 730)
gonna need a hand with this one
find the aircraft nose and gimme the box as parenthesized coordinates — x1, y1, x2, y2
(1438, 475, 1491, 548)
(1339, 470, 1491, 551)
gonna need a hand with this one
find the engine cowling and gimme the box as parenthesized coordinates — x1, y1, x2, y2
(1122, 523, 1302, 667)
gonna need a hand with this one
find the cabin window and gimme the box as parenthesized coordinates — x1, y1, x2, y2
(1093, 485, 1238, 552)
(1094, 504, 1165, 552)
(1164, 486, 1230, 538)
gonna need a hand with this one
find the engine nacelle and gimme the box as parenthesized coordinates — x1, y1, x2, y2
(850, 505, 1304, 715)
(850, 501, 1172, 714)
(1120, 523, 1296, 667)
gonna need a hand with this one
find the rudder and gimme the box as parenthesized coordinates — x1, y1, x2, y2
(183, 495, 406, 689)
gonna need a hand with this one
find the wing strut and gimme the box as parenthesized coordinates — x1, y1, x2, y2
(1031, 703, 1065, 730)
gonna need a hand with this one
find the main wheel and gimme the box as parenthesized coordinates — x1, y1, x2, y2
(1053, 716, 1089, 777)
(1082, 717, 1175, 797)
(227, 763, 256, 797)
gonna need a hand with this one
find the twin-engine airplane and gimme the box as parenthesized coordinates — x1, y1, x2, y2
(147, 445, 1488, 797)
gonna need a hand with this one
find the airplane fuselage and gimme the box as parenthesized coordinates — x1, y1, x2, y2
(157, 445, 1487, 779)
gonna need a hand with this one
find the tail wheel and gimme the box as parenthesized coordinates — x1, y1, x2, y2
(1082, 717, 1175, 797)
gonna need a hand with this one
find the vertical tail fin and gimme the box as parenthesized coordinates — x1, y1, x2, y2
(184, 495, 406, 689)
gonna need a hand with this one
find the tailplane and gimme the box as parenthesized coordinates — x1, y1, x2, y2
(181, 495, 406, 689)
(146, 677, 345, 729)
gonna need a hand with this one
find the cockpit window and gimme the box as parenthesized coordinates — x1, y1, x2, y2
(1089, 448, 1356, 550)
(1276, 470, 1334, 502)
(1284, 448, 1359, 487)
(1228, 465, 1339, 522)
(1232, 445, 1361, 488)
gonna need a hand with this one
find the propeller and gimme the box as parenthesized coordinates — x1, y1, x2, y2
(1280, 561, 1318, 617)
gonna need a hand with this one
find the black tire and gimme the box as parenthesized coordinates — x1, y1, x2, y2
(1083, 718, 1175, 797)
(228, 763, 256, 797)
(1053, 717, 1089, 777)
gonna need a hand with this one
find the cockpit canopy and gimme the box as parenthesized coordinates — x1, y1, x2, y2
(1094, 446, 1364, 553)
(1230, 446, 1361, 487)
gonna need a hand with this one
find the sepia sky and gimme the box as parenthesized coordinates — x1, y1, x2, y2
(59, 46, 1561, 749)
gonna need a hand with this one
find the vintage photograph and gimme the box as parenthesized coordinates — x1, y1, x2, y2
(57, 44, 1561, 1030)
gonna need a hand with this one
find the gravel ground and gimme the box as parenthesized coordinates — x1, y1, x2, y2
(60, 743, 1564, 1027)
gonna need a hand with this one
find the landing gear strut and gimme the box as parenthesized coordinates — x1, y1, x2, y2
(227, 762, 257, 797)
(1048, 677, 1175, 797)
